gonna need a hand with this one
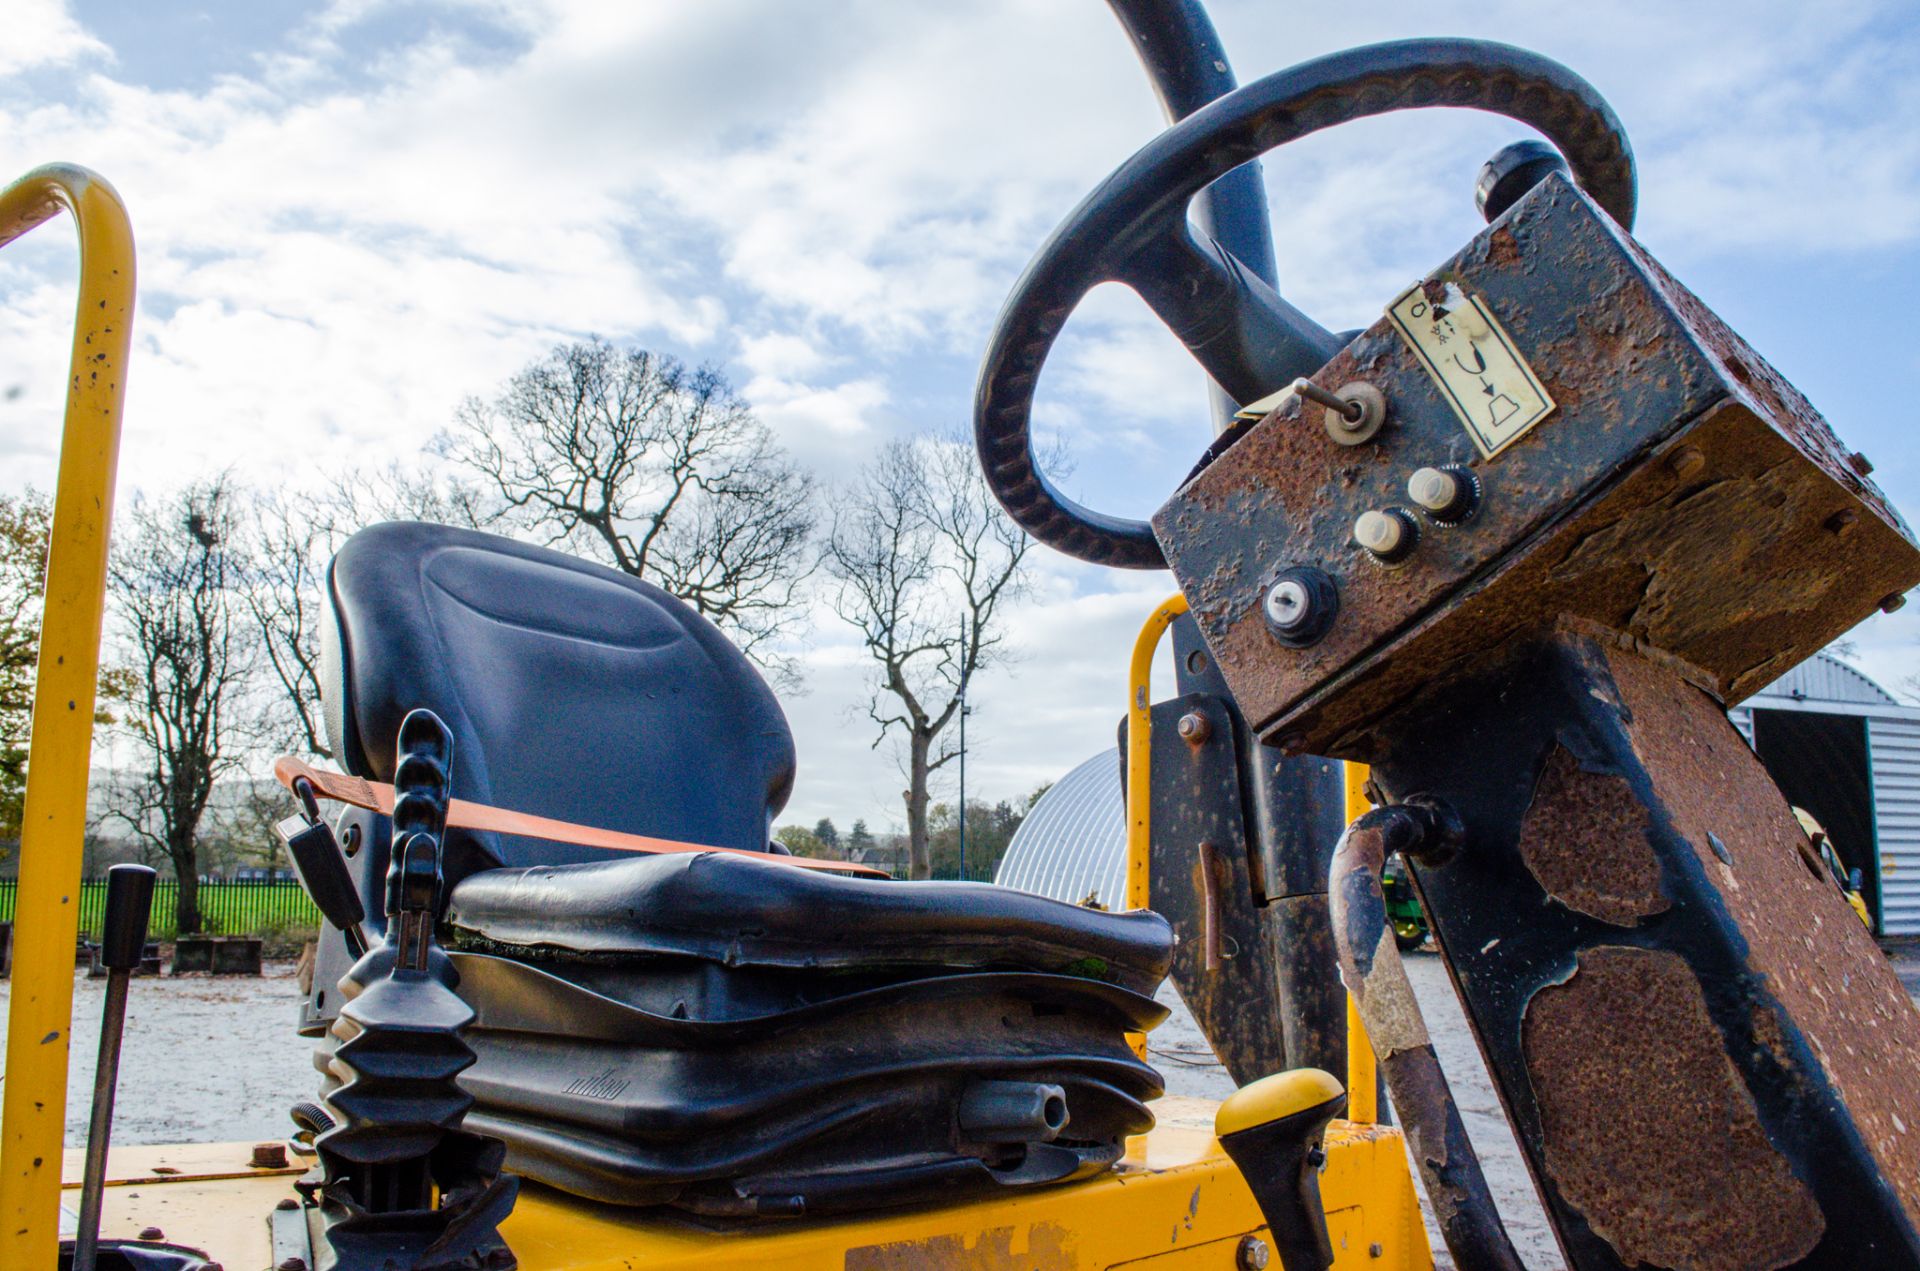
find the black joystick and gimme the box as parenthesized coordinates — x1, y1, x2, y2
(73, 863, 156, 1271)
(1214, 1069, 1348, 1271)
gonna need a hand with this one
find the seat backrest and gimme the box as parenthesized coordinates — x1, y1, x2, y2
(320, 522, 796, 885)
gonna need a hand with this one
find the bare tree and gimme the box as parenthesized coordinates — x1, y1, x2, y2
(447, 338, 816, 676)
(0, 491, 51, 852)
(103, 478, 253, 934)
(244, 469, 492, 761)
(823, 437, 1032, 878)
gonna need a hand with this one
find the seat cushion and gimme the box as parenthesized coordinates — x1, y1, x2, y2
(444, 851, 1175, 996)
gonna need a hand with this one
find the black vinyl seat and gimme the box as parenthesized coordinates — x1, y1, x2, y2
(305, 523, 1174, 1216)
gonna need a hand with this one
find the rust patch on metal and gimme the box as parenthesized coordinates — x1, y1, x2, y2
(845, 1222, 1075, 1269)
(1517, 743, 1667, 925)
(1525, 945, 1823, 1271)
(1606, 644, 1920, 1223)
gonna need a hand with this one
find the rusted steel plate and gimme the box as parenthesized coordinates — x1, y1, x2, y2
(1369, 634, 1920, 1270)
(1525, 945, 1822, 1271)
(1155, 176, 1920, 756)
(1517, 744, 1666, 926)
(1147, 691, 1291, 1085)
(1143, 617, 1350, 1081)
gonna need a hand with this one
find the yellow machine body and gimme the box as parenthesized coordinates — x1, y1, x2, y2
(63, 1116, 1430, 1270)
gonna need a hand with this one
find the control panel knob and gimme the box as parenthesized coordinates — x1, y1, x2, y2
(1407, 466, 1479, 524)
(1354, 509, 1418, 564)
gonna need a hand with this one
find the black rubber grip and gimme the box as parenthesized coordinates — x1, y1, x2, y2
(98, 863, 156, 971)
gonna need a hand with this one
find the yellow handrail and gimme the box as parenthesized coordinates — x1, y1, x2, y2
(0, 164, 135, 1269)
(1122, 595, 1380, 1123)
(1343, 762, 1379, 1125)
(1123, 593, 1189, 1060)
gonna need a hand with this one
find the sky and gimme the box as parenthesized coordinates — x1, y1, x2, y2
(2, 0, 1918, 835)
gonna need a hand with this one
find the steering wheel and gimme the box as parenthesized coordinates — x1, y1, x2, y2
(973, 39, 1636, 569)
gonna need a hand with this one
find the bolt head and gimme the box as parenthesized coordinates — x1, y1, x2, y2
(1667, 445, 1706, 479)
(1236, 1234, 1272, 1270)
(138, 1226, 166, 1242)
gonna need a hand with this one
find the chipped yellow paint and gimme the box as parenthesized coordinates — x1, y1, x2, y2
(0, 163, 135, 1271)
(69, 1106, 1432, 1271)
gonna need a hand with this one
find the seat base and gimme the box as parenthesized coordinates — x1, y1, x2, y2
(411, 855, 1175, 1213)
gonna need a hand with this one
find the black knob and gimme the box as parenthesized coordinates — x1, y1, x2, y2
(98, 864, 156, 972)
(1215, 1069, 1347, 1271)
(1476, 140, 1569, 223)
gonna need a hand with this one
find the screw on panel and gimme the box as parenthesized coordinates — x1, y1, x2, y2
(1177, 712, 1213, 745)
(1667, 445, 1706, 479)
(1236, 1233, 1272, 1269)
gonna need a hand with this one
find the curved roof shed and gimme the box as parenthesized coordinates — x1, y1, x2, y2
(993, 749, 1126, 908)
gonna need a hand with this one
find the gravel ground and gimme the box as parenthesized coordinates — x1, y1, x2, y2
(0, 961, 319, 1147)
(5, 947, 1917, 1269)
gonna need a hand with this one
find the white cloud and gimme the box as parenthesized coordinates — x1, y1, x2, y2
(0, 0, 107, 78)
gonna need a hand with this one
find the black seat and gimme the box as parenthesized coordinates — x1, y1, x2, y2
(322, 520, 796, 878)
(304, 523, 1173, 1216)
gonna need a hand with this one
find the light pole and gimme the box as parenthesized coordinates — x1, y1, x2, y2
(957, 626, 970, 881)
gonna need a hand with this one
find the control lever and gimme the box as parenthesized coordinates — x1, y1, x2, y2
(276, 777, 368, 959)
(73, 863, 156, 1271)
(1214, 1068, 1346, 1271)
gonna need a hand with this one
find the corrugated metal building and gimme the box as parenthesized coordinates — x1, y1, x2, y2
(1731, 653, 1920, 936)
(1000, 654, 1920, 934)
(994, 749, 1126, 908)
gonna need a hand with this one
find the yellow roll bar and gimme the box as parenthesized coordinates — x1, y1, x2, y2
(0, 164, 135, 1269)
(1123, 595, 1378, 1123)
(1343, 762, 1379, 1125)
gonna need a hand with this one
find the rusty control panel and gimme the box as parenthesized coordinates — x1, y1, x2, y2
(1155, 173, 1920, 759)
(1155, 174, 1920, 1268)
(974, 34, 1920, 1268)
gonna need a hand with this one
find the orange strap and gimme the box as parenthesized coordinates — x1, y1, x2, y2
(273, 756, 888, 879)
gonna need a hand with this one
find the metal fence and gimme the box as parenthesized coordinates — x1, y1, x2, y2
(0, 878, 320, 941)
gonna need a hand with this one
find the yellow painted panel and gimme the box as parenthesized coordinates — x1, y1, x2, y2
(65, 1112, 1432, 1271)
